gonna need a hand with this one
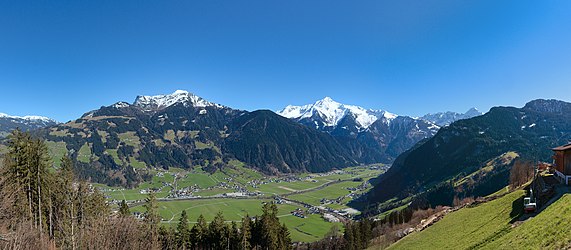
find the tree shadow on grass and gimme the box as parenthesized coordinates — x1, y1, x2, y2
(509, 195, 524, 223)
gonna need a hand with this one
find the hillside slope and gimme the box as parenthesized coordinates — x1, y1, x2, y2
(388, 189, 571, 249)
(39, 91, 367, 187)
(365, 99, 571, 210)
(388, 190, 524, 249)
(483, 191, 571, 249)
(0, 113, 58, 137)
(278, 97, 442, 164)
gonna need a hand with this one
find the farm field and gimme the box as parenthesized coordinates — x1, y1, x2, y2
(288, 181, 364, 209)
(96, 164, 386, 243)
(130, 198, 343, 242)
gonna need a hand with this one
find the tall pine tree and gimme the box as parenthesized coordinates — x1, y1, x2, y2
(176, 210, 190, 249)
(118, 200, 130, 217)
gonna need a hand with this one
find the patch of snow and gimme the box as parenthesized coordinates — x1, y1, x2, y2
(421, 108, 482, 126)
(428, 124, 441, 131)
(277, 97, 396, 129)
(0, 113, 57, 123)
(133, 90, 222, 111)
(111, 102, 130, 108)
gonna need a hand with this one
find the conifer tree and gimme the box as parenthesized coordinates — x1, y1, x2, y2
(118, 200, 130, 217)
(143, 192, 160, 230)
(260, 202, 279, 249)
(159, 226, 177, 250)
(240, 215, 252, 250)
(191, 214, 208, 249)
(52, 155, 76, 248)
(176, 210, 190, 249)
(2, 130, 51, 233)
(344, 222, 355, 250)
(229, 221, 240, 250)
(209, 211, 228, 249)
(278, 223, 292, 250)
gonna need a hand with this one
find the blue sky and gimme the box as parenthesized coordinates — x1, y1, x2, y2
(1, 1, 570, 122)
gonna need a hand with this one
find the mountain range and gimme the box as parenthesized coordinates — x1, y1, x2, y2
(1, 90, 482, 189)
(421, 108, 483, 126)
(277, 97, 481, 163)
(0, 113, 58, 137)
(361, 99, 571, 214)
(37, 91, 359, 187)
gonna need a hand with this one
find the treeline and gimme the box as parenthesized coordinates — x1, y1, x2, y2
(0, 129, 115, 249)
(299, 206, 452, 249)
(155, 202, 291, 250)
(0, 129, 292, 249)
(294, 219, 375, 250)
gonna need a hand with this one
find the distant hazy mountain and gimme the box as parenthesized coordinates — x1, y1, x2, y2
(278, 97, 440, 163)
(421, 108, 483, 126)
(0, 113, 58, 137)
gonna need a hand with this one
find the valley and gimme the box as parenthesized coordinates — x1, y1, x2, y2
(2, 2, 570, 248)
(94, 163, 386, 242)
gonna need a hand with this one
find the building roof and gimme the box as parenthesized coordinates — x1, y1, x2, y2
(553, 143, 571, 151)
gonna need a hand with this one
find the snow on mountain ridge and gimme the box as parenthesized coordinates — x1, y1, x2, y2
(277, 97, 396, 129)
(0, 113, 57, 123)
(421, 108, 482, 126)
(133, 90, 222, 111)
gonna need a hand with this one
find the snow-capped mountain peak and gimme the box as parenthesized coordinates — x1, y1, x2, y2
(421, 108, 483, 126)
(111, 102, 131, 109)
(464, 108, 482, 117)
(0, 113, 57, 123)
(277, 97, 395, 130)
(133, 90, 221, 111)
(0, 113, 59, 137)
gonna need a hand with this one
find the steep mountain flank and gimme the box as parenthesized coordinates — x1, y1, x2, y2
(365, 99, 571, 211)
(39, 91, 366, 187)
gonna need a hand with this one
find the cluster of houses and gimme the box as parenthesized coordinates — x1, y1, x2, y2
(247, 175, 308, 189)
(291, 208, 306, 218)
(322, 213, 340, 223)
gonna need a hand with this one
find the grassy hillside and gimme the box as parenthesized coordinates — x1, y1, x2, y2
(366, 99, 571, 212)
(387, 189, 571, 249)
(388, 190, 524, 249)
(483, 193, 571, 249)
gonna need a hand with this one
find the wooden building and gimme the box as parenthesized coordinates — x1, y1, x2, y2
(552, 143, 571, 184)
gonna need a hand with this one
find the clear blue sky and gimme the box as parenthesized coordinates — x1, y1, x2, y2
(1, 1, 570, 122)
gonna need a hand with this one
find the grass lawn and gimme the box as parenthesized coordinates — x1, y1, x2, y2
(104, 149, 122, 165)
(178, 172, 219, 189)
(289, 181, 362, 206)
(77, 143, 91, 163)
(253, 180, 326, 195)
(193, 188, 229, 197)
(96, 165, 384, 243)
(118, 131, 141, 147)
(129, 156, 147, 169)
(130, 198, 339, 243)
(483, 193, 571, 249)
(388, 190, 525, 250)
(46, 141, 67, 167)
(195, 141, 213, 150)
